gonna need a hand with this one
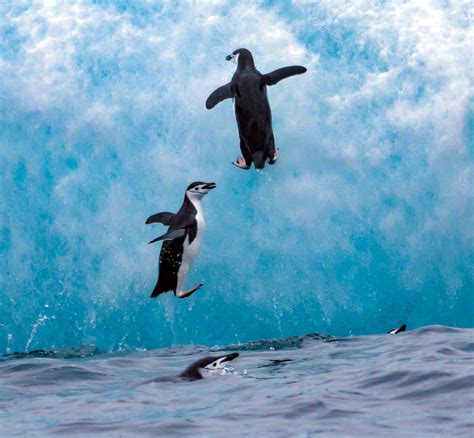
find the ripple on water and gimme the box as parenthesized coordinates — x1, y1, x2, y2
(0, 325, 472, 437)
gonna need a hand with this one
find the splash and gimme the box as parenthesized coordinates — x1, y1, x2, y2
(0, 1, 472, 354)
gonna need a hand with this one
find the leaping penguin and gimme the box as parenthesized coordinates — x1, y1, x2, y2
(387, 324, 407, 335)
(140, 353, 239, 383)
(146, 182, 216, 299)
(206, 48, 307, 170)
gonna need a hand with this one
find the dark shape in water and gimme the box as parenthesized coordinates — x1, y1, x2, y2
(387, 324, 407, 335)
(206, 48, 306, 170)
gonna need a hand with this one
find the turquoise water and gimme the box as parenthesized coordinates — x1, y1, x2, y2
(1, 326, 473, 436)
(1, 0, 472, 355)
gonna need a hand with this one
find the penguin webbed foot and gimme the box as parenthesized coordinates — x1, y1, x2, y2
(232, 157, 250, 170)
(177, 284, 204, 299)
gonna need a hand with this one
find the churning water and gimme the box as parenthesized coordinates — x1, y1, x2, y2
(1, 325, 472, 437)
(1, 1, 473, 436)
(1, 0, 473, 354)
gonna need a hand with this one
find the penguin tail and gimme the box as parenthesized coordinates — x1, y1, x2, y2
(252, 151, 266, 169)
(150, 282, 168, 298)
(150, 287, 161, 298)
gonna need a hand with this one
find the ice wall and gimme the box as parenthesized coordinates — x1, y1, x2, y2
(0, 0, 472, 353)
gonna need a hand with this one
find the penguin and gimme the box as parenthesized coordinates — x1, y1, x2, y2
(140, 352, 239, 383)
(387, 324, 407, 335)
(146, 182, 216, 299)
(206, 48, 307, 170)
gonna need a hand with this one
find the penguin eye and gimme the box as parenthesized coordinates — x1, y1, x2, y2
(194, 187, 199, 191)
(213, 363, 216, 367)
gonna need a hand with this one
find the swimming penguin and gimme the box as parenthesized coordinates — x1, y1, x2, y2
(206, 48, 307, 170)
(146, 182, 216, 299)
(140, 352, 239, 383)
(387, 324, 407, 335)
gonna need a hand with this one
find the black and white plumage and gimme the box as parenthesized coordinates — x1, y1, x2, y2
(206, 48, 307, 170)
(387, 324, 407, 335)
(177, 352, 239, 381)
(146, 182, 216, 299)
(140, 352, 239, 383)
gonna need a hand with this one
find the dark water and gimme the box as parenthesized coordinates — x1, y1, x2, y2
(1, 325, 472, 437)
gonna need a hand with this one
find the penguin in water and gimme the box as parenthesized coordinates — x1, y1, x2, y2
(140, 353, 239, 383)
(146, 182, 216, 299)
(206, 48, 307, 170)
(387, 324, 407, 335)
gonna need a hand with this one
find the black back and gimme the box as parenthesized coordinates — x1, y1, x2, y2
(231, 52, 272, 169)
(206, 49, 306, 168)
(230, 50, 305, 169)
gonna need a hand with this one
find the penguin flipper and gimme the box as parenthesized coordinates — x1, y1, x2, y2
(262, 66, 307, 86)
(148, 228, 186, 244)
(145, 212, 175, 225)
(206, 82, 233, 109)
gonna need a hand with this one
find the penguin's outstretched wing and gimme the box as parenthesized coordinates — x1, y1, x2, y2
(148, 228, 186, 244)
(206, 82, 234, 109)
(262, 66, 307, 86)
(145, 212, 175, 225)
(148, 212, 196, 244)
(169, 211, 195, 229)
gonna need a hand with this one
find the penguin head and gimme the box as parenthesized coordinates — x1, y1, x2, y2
(202, 352, 239, 370)
(226, 48, 255, 68)
(178, 352, 239, 380)
(186, 182, 216, 200)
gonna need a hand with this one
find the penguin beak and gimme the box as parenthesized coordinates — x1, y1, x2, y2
(226, 54, 237, 64)
(204, 182, 216, 190)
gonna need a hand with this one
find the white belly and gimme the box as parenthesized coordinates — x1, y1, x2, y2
(176, 202, 205, 293)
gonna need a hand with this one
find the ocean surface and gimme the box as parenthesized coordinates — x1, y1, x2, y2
(1, 325, 472, 437)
